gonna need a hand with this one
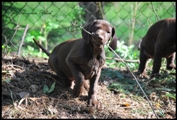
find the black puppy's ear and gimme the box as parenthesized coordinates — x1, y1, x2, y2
(109, 27, 118, 50)
(82, 20, 96, 44)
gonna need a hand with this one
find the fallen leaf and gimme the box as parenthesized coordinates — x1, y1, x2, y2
(18, 92, 29, 98)
(120, 103, 130, 107)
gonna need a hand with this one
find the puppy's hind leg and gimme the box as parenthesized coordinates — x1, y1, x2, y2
(48, 57, 72, 88)
(83, 80, 89, 91)
(138, 49, 149, 78)
(52, 68, 72, 88)
(166, 52, 176, 70)
(59, 72, 72, 88)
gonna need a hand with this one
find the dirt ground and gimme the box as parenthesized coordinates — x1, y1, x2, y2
(2, 55, 176, 119)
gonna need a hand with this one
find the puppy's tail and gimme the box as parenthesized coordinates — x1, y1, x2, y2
(33, 38, 50, 56)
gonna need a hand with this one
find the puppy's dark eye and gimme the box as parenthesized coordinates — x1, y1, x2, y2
(107, 31, 110, 34)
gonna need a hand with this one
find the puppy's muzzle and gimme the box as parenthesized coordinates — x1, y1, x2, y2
(91, 33, 105, 46)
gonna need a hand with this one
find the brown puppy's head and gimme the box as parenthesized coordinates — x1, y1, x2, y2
(82, 20, 118, 50)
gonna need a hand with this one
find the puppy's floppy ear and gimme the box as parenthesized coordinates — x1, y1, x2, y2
(82, 20, 96, 44)
(109, 27, 118, 50)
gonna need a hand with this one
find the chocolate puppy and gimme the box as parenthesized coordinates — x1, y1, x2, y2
(33, 20, 118, 107)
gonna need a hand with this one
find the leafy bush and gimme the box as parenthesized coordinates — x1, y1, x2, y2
(2, 44, 13, 55)
(23, 4, 85, 58)
(105, 40, 140, 70)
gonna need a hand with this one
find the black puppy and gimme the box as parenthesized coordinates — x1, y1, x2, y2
(138, 18, 176, 78)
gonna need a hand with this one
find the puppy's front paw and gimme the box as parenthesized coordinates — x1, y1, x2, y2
(138, 73, 150, 79)
(73, 85, 84, 97)
(87, 96, 101, 108)
(167, 63, 176, 70)
(86, 99, 103, 114)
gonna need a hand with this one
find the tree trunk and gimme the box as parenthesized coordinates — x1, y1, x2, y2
(79, 2, 104, 24)
(128, 2, 138, 46)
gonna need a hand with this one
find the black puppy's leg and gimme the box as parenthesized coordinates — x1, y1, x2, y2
(83, 80, 89, 91)
(57, 72, 72, 87)
(49, 57, 72, 87)
(88, 70, 100, 107)
(73, 72, 85, 97)
(52, 67, 72, 87)
(67, 61, 85, 97)
(166, 52, 176, 70)
(138, 48, 149, 78)
(151, 49, 162, 78)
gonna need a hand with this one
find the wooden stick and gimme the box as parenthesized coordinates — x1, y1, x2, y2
(106, 57, 140, 63)
(18, 24, 29, 56)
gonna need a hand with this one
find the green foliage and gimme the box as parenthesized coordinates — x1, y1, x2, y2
(23, 3, 84, 57)
(105, 40, 140, 70)
(2, 2, 85, 57)
(108, 81, 135, 94)
(157, 110, 165, 117)
(2, 78, 11, 83)
(166, 92, 176, 99)
(101, 68, 124, 79)
(104, 2, 175, 42)
(150, 69, 176, 83)
(2, 2, 175, 63)
(108, 82, 124, 93)
(116, 41, 138, 60)
(43, 82, 56, 94)
(2, 44, 13, 55)
(101, 68, 140, 95)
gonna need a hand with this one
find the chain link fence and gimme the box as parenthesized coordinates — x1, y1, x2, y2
(2, 2, 176, 56)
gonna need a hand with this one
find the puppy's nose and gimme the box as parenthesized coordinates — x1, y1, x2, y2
(92, 33, 102, 40)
